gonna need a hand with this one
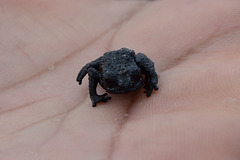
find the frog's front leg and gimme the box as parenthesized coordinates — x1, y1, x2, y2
(76, 57, 103, 85)
(136, 53, 159, 97)
(87, 67, 111, 107)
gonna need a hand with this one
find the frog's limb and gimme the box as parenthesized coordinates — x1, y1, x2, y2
(76, 57, 102, 85)
(87, 67, 111, 107)
(136, 53, 158, 97)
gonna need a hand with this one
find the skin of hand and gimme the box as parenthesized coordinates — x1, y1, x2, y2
(1, 0, 240, 159)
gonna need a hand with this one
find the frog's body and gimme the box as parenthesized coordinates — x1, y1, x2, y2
(77, 48, 158, 107)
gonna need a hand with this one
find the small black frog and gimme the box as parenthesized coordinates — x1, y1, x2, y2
(77, 48, 158, 107)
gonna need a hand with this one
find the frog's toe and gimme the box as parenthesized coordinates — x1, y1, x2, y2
(91, 93, 111, 107)
(144, 82, 158, 97)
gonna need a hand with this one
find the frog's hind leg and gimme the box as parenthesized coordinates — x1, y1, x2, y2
(88, 67, 111, 107)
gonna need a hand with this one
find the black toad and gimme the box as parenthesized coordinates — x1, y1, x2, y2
(76, 48, 158, 107)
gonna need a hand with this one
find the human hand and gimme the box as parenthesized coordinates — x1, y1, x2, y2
(1, 0, 240, 159)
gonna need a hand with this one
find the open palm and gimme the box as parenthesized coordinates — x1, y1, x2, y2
(1, 0, 240, 159)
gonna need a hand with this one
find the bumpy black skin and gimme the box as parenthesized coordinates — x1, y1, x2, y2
(77, 48, 158, 107)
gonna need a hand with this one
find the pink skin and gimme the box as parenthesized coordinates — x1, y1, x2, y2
(1, 0, 240, 159)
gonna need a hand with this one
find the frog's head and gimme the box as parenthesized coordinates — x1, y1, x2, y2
(103, 65, 142, 94)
